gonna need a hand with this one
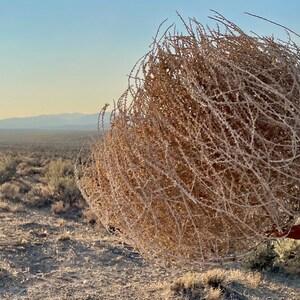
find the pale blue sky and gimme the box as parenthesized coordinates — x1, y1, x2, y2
(0, 0, 299, 119)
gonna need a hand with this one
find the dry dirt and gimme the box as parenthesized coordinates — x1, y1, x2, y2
(0, 201, 183, 299)
(1, 200, 300, 300)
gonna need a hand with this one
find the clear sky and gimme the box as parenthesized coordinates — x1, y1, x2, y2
(0, 0, 299, 119)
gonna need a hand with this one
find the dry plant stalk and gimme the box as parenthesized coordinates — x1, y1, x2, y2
(79, 12, 300, 264)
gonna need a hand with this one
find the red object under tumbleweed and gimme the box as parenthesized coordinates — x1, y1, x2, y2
(270, 225, 300, 240)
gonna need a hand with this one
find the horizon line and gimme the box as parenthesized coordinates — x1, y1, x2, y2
(0, 111, 106, 121)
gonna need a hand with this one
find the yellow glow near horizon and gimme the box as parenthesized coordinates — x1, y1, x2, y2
(0, 1, 299, 120)
(0, 78, 126, 119)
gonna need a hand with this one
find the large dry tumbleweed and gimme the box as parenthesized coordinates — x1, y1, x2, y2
(78, 12, 300, 264)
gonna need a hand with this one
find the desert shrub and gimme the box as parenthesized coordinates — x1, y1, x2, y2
(241, 242, 277, 271)
(0, 182, 20, 201)
(46, 158, 81, 204)
(25, 183, 51, 207)
(0, 201, 23, 213)
(274, 239, 300, 274)
(79, 13, 300, 263)
(46, 158, 74, 191)
(16, 162, 29, 174)
(18, 181, 31, 194)
(59, 176, 82, 203)
(241, 238, 300, 274)
(0, 156, 19, 185)
(16, 155, 44, 176)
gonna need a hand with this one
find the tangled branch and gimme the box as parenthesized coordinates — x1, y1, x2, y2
(79, 13, 300, 264)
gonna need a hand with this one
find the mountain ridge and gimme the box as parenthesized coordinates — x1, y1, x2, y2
(0, 113, 110, 131)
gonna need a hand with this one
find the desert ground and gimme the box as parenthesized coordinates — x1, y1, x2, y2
(0, 130, 299, 300)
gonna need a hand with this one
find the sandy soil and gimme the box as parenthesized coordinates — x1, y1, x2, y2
(0, 201, 185, 300)
(1, 200, 299, 300)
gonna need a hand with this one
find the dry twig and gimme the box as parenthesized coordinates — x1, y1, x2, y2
(79, 13, 300, 264)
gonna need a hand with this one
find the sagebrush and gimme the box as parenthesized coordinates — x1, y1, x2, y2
(0, 155, 19, 185)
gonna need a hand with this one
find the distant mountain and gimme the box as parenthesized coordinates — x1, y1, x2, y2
(0, 113, 110, 131)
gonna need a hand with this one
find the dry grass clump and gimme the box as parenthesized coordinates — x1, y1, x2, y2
(274, 239, 300, 274)
(170, 268, 261, 299)
(79, 13, 300, 263)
